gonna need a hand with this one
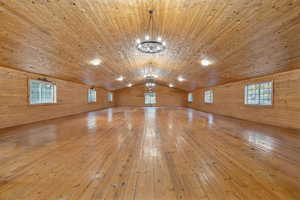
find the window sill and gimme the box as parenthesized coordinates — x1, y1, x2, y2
(28, 103, 58, 106)
(244, 104, 273, 108)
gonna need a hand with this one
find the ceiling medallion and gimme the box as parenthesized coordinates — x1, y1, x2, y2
(136, 10, 166, 54)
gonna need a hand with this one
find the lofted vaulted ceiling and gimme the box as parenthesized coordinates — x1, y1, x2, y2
(0, 0, 299, 91)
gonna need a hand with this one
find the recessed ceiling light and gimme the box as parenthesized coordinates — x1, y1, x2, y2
(169, 83, 174, 88)
(127, 83, 133, 87)
(177, 76, 185, 82)
(89, 58, 102, 66)
(116, 76, 124, 81)
(201, 59, 212, 66)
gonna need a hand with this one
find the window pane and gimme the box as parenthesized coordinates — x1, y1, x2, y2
(188, 93, 193, 102)
(107, 93, 113, 102)
(204, 90, 213, 103)
(151, 93, 156, 104)
(88, 89, 97, 103)
(29, 80, 56, 104)
(245, 81, 272, 105)
(145, 92, 156, 104)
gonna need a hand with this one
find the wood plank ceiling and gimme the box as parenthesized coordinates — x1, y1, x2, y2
(0, 0, 299, 91)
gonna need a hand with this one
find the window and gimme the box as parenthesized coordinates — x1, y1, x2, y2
(107, 92, 113, 102)
(29, 79, 56, 104)
(144, 92, 156, 104)
(188, 93, 193, 103)
(204, 90, 213, 103)
(245, 81, 273, 105)
(88, 88, 97, 103)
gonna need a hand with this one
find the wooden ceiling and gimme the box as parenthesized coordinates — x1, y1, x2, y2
(0, 0, 299, 91)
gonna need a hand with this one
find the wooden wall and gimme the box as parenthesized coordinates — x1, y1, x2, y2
(187, 69, 300, 130)
(0, 67, 114, 129)
(114, 84, 187, 107)
(2, 65, 299, 130)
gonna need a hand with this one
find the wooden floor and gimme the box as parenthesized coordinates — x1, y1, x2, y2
(0, 107, 300, 200)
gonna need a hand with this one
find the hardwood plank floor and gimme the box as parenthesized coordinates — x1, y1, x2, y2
(0, 107, 300, 200)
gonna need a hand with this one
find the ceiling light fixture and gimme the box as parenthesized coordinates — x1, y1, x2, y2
(145, 82, 156, 90)
(143, 62, 159, 79)
(146, 82, 156, 87)
(89, 58, 102, 66)
(169, 83, 174, 88)
(201, 59, 212, 66)
(177, 76, 185, 82)
(144, 74, 158, 78)
(145, 71, 156, 91)
(116, 76, 124, 81)
(136, 10, 166, 54)
(127, 83, 133, 87)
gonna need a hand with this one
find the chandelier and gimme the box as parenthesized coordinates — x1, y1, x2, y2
(145, 82, 156, 89)
(145, 74, 156, 91)
(136, 10, 166, 54)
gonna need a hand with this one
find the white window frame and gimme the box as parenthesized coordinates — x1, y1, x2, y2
(144, 92, 156, 105)
(204, 90, 213, 104)
(29, 79, 57, 105)
(88, 88, 97, 103)
(244, 81, 273, 106)
(188, 93, 193, 103)
(107, 92, 113, 102)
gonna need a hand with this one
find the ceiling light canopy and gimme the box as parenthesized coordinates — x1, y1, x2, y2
(136, 10, 166, 54)
(116, 76, 124, 81)
(201, 59, 212, 66)
(89, 58, 102, 66)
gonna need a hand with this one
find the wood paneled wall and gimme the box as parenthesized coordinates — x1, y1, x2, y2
(114, 84, 187, 107)
(187, 69, 300, 130)
(2, 65, 299, 130)
(0, 67, 114, 129)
